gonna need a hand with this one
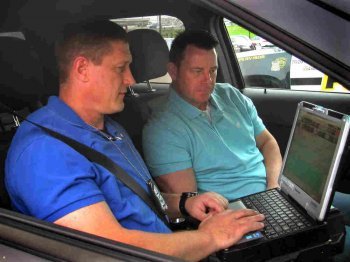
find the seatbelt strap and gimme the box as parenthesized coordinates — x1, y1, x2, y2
(0, 103, 169, 227)
(41, 125, 170, 226)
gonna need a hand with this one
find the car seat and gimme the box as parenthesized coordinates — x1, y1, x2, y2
(0, 36, 45, 208)
(113, 29, 170, 155)
(128, 28, 169, 92)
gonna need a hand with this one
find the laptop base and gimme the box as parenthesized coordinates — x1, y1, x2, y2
(217, 209, 345, 262)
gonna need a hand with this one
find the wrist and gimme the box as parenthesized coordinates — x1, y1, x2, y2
(197, 225, 220, 253)
(267, 181, 280, 189)
(179, 192, 198, 217)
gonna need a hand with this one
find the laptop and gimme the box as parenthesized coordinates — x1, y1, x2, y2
(218, 101, 350, 261)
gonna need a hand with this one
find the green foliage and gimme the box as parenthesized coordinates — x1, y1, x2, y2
(226, 24, 256, 38)
(160, 28, 184, 38)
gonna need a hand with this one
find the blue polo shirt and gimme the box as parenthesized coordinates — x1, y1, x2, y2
(143, 83, 267, 201)
(5, 96, 170, 233)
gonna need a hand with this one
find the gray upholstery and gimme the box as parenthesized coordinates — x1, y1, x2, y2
(0, 37, 45, 110)
(113, 29, 170, 155)
(128, 29, 169, 83)
(0, 36, 45, 209)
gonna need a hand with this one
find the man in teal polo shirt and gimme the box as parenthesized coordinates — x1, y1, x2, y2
(142, 30, 282, 201)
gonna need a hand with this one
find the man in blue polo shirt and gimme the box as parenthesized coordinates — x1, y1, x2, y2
(5, 21, 264, 261)
(142, 30, 283, 201)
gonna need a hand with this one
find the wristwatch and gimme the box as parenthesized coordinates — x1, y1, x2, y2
(179, 192, 198, 217)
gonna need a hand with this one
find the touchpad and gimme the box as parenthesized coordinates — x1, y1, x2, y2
(228, 200, 264, 244)
(228, 200, 247, 210)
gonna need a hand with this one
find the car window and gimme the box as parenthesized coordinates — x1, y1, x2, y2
(112, 16, 184, 84)
(224, 19, 348, 93)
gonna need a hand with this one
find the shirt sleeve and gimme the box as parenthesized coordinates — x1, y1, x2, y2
(142, 119, 192, 177)
(219, 83, 266, 137)
(243, 95, 266, 137)
(8, 136, 106, 222)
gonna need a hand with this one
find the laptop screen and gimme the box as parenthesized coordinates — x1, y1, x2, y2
(280, 102, 350, 221)
(283, 110, 341, 202)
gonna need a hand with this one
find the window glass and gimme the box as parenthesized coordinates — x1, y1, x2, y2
(112, 16, 185, 83)
(224, 19, 348, 93)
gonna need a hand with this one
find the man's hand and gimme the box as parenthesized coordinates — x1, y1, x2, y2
(185, 192, 229, 221)
(198, 209, 265, 250)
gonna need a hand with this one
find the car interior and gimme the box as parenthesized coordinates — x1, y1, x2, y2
(0, 0, 349, 261)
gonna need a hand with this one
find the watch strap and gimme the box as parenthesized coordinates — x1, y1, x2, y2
(179, 192, 198, 217)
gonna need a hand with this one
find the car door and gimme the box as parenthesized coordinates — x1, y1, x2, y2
(203, 0, 350, 156)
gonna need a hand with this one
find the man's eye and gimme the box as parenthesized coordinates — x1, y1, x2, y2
(116, 66, 126, 73)
(210, 69, 217, 75)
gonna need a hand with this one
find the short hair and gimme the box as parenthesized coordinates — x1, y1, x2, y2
(169, 30, 219, 66)
(55, 20, 128, 84)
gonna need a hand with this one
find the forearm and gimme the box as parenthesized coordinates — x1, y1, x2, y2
(55, 202, 264, 262)
(261, 139, 282, 187)
(55, 201, 215, 261)
(124, 228, 215, 261)
(162, 193, 182, 218)
(154, 168, 197, 193)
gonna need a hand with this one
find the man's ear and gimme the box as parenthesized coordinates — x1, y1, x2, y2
(72, 56, 89, 82)
(167, 62, 178, 81)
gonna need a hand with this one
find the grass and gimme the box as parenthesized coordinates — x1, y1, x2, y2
(226, 24, 256, 39)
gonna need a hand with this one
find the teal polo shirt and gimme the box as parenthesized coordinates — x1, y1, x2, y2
(143, 83, 267, 201)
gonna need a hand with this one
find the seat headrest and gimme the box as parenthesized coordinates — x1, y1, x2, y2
(0, 37, 45, 110)
(128, 29, 169, 83)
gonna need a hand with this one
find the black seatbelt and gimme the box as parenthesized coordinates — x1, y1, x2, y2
(0, 103, 169, 226)
(41, 125, 170, 226)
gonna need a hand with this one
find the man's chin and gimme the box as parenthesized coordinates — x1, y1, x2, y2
(115, 104, 125, 113)
(198, 95, 211, 104)
(106, 103, 124, 114)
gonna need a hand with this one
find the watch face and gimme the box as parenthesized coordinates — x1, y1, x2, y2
(183, 192, 198, 198)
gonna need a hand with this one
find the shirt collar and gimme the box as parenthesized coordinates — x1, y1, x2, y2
(47, 96, 122, 136)
(209, 90, 224, 118)
(169, 86, 223, 120)
(169, 87, 202, 119)
(46, 96, 95, 131)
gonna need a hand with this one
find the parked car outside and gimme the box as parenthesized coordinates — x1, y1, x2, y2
(251, 35, 274, 49)
(231, 41, 241, 53)
(230, 35, 255, 52)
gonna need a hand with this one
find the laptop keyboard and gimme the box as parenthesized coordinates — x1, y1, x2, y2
(241, 190, 313, 239)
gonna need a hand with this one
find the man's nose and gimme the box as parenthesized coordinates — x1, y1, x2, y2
(203, 72, 213, 83)
(124, 67, 136, 86)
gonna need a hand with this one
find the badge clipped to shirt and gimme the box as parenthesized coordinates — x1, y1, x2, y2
(147, 179, 168, 213)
